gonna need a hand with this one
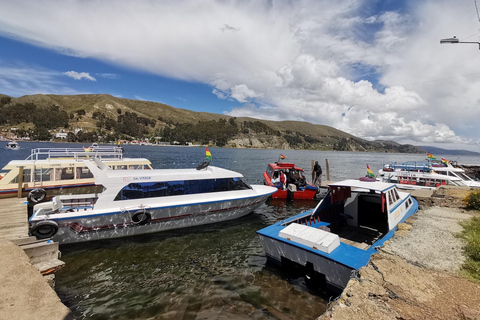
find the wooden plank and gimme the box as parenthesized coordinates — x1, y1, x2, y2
(0, 197, 29, 240)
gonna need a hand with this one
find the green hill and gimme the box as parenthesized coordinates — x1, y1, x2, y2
(0, 93, 425, 153)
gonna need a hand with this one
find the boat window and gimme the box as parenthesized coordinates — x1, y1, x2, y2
(11, 169, 32, 183)
(458, 172, 472, 181)
(393, 189, 400, 201)
(266, 166, 273, 177)
(55, 167, 75, 180)
(34, 168, 53, 182)
(387, 191, 394, 206)
(436, 171, 447, 176)
(116, 165, 128, 170)
(76, 167, 93, 179)
(128, 165, 144, 170)
(115, 177, 252, 201)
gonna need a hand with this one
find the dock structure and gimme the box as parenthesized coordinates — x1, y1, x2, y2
(0, 197, 29, 241)
(0, 197, 71, 320)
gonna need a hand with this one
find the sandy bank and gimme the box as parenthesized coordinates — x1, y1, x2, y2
(319, 187, 480, 320)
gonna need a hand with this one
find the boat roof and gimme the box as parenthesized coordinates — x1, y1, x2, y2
(85, 160, 243, 186)
(329, 179, 395, 192)
(268, 162, 304, 170)
(2, 157, 150, 170)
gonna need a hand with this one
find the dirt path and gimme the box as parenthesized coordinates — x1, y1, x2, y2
(0, 241, 72, 320)
(319, 202, 480, 320)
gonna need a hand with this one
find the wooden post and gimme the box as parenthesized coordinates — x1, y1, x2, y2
(325, 159, 330, 182)
(17, 166, 24, 198)
(311, 160, 315, 183)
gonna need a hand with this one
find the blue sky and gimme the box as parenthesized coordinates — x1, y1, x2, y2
(0, 0, 479, 151)
(0, 36, 239, 114)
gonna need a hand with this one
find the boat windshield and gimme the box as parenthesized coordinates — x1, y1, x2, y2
(115, 177, 252, 201)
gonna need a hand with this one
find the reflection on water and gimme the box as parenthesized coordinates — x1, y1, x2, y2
(4, 142, 479, 319)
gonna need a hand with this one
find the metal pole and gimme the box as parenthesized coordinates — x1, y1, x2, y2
(17, 166, 24, 198)
(326, 159, 330, 182)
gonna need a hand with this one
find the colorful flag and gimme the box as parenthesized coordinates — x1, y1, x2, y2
(205, 148, 212, 162)
(367, 164, 375, 178)
(441, 157, 450, 165)
(84, 147, 92, 152)
(280, 154, 286, 160)
(427, 153, 436, 160)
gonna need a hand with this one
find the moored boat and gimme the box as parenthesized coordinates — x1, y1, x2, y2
(30, 159, 277, 244)
(5, 141, 20, 150)
(0, 146, 152, 201)
(378, 155, 479, 189)
(263, 162, 318, 200)
(257, 179, 418, 294)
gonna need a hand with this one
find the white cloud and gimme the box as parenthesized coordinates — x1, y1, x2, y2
(64, 71, 96, 81)
(0, 62, 83, 96)
(0, 0, 479, 150)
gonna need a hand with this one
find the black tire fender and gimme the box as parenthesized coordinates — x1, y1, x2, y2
(30, 220, 58, 239)
(196, 161, 210, 170)
(131, 210, 151, 225)
(28, 188, 47, 204)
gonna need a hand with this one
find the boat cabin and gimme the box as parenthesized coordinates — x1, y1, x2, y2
(0, 147, 152, 198)
(282, 180, 414, 250)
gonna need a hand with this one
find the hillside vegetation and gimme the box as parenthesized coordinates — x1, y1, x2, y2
(0, 93, 425, 153)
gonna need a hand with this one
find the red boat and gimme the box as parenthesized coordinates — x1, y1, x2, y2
(263, 162, 318, 199)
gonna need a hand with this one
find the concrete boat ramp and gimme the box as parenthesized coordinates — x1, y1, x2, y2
(0, 197, 71, 320)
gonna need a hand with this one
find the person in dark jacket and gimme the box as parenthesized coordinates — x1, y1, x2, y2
(313, 161, 322, 187)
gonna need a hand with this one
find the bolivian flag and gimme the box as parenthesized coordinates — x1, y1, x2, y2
(427, 153, 436, 160)
(280, 154, 286, 160)
(205, 148, 212, 162)
(367, 164, 375, 178)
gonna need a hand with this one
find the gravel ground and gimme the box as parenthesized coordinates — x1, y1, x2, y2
(383, 207, 471, 271)
(320, 201, 480, 320)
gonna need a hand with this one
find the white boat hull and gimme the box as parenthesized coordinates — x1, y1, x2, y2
(45, 195, 270, 244)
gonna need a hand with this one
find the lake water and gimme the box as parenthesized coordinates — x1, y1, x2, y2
(2, 141, 479, 319)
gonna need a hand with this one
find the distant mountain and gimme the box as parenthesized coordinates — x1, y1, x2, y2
(419, 146, 480, 156)
(1, 93, 426, 153)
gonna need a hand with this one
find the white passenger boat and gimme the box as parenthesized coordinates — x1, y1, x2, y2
(5, 141, 20, 150)
(379, 159, 479, 189)
(30, 159, 277, 244)
(0, 146, 152, 201)
(257, 179, 418, 294)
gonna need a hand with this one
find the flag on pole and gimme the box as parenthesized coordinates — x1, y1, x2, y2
(427, 153, 436, 160)
(441, 157, 450, 165)
(205, 148, 212, 162)
(280, 154, 286, 160)
(367, 164, 375, 178)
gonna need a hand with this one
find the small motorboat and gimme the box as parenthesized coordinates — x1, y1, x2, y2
(5, 141, 20, 150)
(30, 159, 277, 244)
(257, 179, 418, 294)
(263, 162, 318, 200)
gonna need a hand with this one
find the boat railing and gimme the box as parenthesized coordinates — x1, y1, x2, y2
(384, 161, 432, 172)
(26, 147, 124, 161)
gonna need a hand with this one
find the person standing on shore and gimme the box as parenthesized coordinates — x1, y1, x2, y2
(313, 161, 322, 187)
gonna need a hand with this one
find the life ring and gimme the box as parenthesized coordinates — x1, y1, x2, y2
(27, 188, 47, 204)
(196, 161, 210, 170)
(30, 220, 58, 239)
(131, 210, 151, 225)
